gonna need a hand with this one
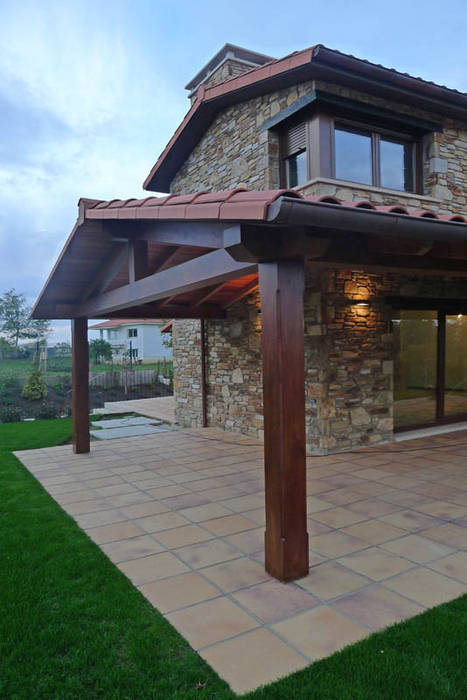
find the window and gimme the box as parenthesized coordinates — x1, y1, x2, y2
(128, 328, 138, 338)
(334, 124, 414, 191)
(280, 109, 420, 193)
(131, 348, 138, 358)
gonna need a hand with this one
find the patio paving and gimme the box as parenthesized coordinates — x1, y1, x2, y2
(15, 427, 467, 694)
(102, 396, 175, 423)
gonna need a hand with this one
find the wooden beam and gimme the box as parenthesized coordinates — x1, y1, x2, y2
(151, 246, 181, 273)
(259, 259, 308, 582)
(105, 303, 225, 320)
(80, 242, 128, 301)
(193, 283, 227, 307)
(129, 239, 148, 283)
(77, 249, 256, 318)
(222, 279, 259, 309)
(105, 220, 227, 250)
(71, 318, 89, 454)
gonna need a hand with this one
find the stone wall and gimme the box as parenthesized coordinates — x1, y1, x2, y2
(170, 73, 467, 451)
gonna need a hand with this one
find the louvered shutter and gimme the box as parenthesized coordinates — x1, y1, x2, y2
(283, 122, 306, 156)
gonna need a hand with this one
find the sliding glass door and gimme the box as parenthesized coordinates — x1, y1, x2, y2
(394, 309, 467, 430)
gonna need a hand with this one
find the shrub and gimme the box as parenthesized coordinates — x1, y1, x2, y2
(0, 372, 20, 397)
(0, 406, 22, 423)
(22, 369, 47, 401)
(35, 402, 59, 420)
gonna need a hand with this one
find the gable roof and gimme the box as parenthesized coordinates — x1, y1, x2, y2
(89, 319, 165, 329)
(143, 44, 467, 193)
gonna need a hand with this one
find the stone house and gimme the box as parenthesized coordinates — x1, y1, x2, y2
(32, 43, 467, 580)
(143, 43, 467, 454)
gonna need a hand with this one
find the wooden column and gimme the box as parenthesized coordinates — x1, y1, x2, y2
(259, 259, 309, 582)
(71, 318, 90, 454)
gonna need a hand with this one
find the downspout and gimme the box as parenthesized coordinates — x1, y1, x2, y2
(200, 319, 208, 428)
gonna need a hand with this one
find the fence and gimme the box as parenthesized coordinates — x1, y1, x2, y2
(89, 368, 171, 390)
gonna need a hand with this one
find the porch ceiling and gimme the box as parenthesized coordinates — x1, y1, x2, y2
(32, 188, 467, 321)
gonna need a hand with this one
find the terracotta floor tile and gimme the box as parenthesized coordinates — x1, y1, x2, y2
(319, 489, 363, 506)
(421, 522, 467, 548)
(105, 492, 153, 508)
(101, 535, 164, 563)
(273, 605, 368, 660)
(203, 514, 258, 537)
(341, 519, 407, 545)
(313, 506, 368, 528)
(297, 561, 369, 600)
(119, 551, 188, 585)
(75, 509, 128, 529)
(381, 490, 432, 508)
(199, 628, 308, 695)
(306, 496, 335, 514)
(175, 539, 242, 569)
(233, 580, 317, 623)
(380, 534, 454, 564)
(309, 531, 367, 558)
(155, 524, 214, 549)
(348, 498, 400, 517)
(139, 572, 220, 613)
(332, 584, 424, 631)
(120, 501, 170, 519)
(64, 499, 112, 515)
(379, 510, 444, 532)
(225, 527, 264, 555)
(428, 552, 467, 582)
(179, 503, 233, 522)
(86, 520, 143, 544)
(202, 557, 271, 592)
(242, 507, 265, 525)
(384, 567, 466, 607)
(414, 500, 466, 521)
(337, 547, 414, 581)
(307, 519, 331, 536)
(134, 512, 189, 533)
(166, 597, 258, 650)
(219, 494, 265, 513)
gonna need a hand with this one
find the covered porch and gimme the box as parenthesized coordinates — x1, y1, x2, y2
(32, 188, 467, 582)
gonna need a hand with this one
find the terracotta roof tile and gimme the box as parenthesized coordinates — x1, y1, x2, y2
(84, 188, 466, 224)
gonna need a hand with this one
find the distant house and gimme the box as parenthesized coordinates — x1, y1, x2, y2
(89, 319, 171, 363)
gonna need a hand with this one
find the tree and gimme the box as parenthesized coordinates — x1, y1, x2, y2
(89, 338, 113, 364)
(22, 367, 48, 401)
(0, 289, 51, 351)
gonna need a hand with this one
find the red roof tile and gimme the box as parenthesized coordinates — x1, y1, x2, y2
(84, 189, 466, 224)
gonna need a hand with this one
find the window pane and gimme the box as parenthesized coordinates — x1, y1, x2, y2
(335, 127, 372, 185)
(286, 151, 307, 187)
(380, 139, 413, 191)
(393, 310, 438, 428)
(445, 314, 467, 416)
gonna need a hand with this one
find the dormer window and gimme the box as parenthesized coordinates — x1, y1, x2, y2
(276, 92, 431, 195)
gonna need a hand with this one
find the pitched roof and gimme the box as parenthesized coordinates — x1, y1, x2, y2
(89, 319, 165, 329)
(143, 44, 467, 192)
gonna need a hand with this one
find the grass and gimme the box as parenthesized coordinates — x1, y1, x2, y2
(1, 421, 466, 699)
(0, 358, 173, 378)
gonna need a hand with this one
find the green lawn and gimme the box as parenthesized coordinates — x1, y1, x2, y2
(1, 420, 465, 699)
(0, 358, 173, 378)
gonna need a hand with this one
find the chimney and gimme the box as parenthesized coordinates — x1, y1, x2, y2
(185, 43, 275, 103)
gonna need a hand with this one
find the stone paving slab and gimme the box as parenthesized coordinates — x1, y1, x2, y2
(91, 417, 163, 429)
(90, 425, 169, 440)
(16, 427, 467, 694)
(103, 396, 175, 423)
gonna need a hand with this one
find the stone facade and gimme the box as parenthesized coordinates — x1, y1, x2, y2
(170, 67, 467, 453)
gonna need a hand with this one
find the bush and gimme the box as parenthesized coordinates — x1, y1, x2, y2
(35, 402, 59, 420)
(22, 369, 47, 401)
(0, 406, 22, 423)
(0, 372, 20, 397)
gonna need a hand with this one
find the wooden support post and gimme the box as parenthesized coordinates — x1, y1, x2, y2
(200, 319, 208, 428)
(259, 259, 309, 582)
(71, 318, 90, 454)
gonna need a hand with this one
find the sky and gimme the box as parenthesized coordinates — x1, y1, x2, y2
(1, 0, 466, 343)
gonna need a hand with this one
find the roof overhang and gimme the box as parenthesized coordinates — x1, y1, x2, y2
(144, 45, 467, 192)
(32, 189, 467, 322)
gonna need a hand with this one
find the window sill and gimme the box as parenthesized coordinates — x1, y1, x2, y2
(294, 177, 442, 204)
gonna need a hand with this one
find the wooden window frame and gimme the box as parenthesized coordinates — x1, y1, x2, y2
(279, 110, 423, 194)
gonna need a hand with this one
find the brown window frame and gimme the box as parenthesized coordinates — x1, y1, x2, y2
(279, 110, 423, 195)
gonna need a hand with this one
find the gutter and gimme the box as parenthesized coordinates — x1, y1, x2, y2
(267, 196, 467, 244)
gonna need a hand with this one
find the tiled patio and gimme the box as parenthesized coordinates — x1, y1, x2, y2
(16, 428, 467, 695)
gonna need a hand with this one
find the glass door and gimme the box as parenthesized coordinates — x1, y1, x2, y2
(445, 314, 467, 417)
(394, 310, 438, 429)
(394, 308, 467, 430)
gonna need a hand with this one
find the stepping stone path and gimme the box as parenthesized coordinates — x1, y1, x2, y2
(90, 416, 169, 440)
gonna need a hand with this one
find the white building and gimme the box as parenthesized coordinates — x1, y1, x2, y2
(89, 319, 171, 363)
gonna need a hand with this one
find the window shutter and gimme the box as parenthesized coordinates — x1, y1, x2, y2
(283, 122, 306, 156)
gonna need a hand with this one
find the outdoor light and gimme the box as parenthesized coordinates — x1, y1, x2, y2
(356, 302, 369, 307)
